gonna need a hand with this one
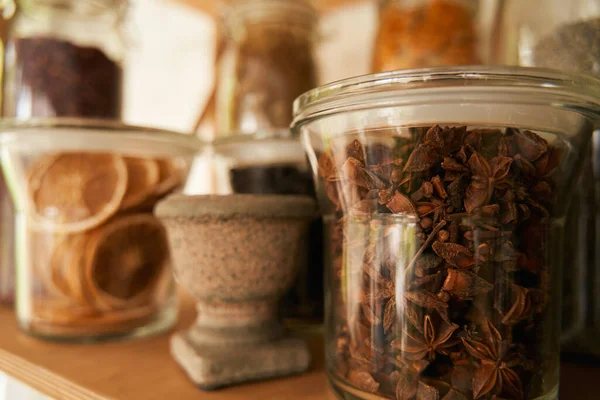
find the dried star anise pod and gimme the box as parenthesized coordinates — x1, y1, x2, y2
(404, 126, 466, 172)
(440, 269, 493, 301)
(392, 315, 459, 361)
(464, 153, 512, 213)
(461, 321, 525, 399)
(432, 242, 476, 269)
(348, 370, 380, 393)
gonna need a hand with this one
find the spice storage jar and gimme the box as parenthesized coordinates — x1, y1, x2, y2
(497, 0, 600, 357)
(292, 67, 600, 399)
(215, 0, 318, 136)
(0, 120, 199, 341)
(2, 0, 125, 119)
(211, 131, 324, 325)
(372, 0, 482, 72)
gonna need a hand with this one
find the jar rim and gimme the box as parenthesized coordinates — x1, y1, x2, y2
(292, 66, 600, 128)
(0, 118, 204, 157)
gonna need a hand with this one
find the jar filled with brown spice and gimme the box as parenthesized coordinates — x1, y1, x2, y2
(372, 0, 482, 72)
(215, 0, 318, 136)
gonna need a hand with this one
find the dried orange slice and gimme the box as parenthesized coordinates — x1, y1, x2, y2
(83, 214, 170, 311)
(48, 234, 91, 305)
(153, 158, 184, 197)
(120, 157, 160, 211)
(29, 153, 128, 233)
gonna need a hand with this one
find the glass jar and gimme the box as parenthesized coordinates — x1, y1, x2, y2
(209, 131, 324, 326)
(0, 120, 200, 341)
(2, 0, 125, 119)
(372, 0, 482, 72)
(292, 67, 600, 399)
(497, 0, 600, 358)
(215, 0, 318, 136)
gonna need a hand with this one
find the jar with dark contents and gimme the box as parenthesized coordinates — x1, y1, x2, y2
(212, 131, 324, 326)
(498, 0, 600, 358)
(215, 0, 318, 136)
(2, 0, 125, 119)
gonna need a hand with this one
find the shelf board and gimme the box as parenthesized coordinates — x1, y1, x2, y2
(0, 291, 599, 399)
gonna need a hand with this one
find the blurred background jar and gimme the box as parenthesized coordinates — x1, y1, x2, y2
(2, 0, 126, 119)
(194, 130, 324, 327)
(371, 0, 500, 72)
(215, 0, 318, 137)
(497, 0, 600, 358)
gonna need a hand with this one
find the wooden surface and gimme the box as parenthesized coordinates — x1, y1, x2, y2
(172, 0, 366, 16)
(0, 292, 598, 399)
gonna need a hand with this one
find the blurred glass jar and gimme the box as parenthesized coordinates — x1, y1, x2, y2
(210, 131, 324, 326)
(215, 0, 318, 137)
(372, 0, 497, 72)
(497, 0, 600, 357)
(293, 67, 600, 399)
(0, 120, 199, 341)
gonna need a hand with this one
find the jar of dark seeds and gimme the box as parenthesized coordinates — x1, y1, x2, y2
(215, 0, 318, 137)
(2, 0, 125, 119)
(0, 0, 126, 304)
(211, 131, 324, 326)
(498, 0, 600, 358)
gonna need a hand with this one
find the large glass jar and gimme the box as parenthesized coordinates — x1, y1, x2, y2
(0, 120, 199, 341)
(292, 67, 600, 399)
(211, 131, 323, 326)
(215, 0, 318, 136)
(497, 0, 600, 357)
(372, 0, 483, 72)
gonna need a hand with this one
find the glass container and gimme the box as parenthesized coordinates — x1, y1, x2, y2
(2, 0, 126, 119)
(0, 119, 200, 341)
(292, 67, 600, 399)
(497, 0, 600, 358)
(211, 131, 324, 326)
(215, 0, 318, 136)
(372, 0, 486, 72)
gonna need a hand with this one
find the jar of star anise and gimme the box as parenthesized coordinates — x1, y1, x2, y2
(372, 0, 487, 72)
(292, 67, 600, 399)
(215, 0, 318, 137)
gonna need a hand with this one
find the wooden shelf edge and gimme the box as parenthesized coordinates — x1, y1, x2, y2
(0, 349, 109, 400)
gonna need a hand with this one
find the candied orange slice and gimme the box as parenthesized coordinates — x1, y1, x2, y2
(83, 214, 169, 311)
(29, 153, 128, 233)
(120, 157, 160, 210)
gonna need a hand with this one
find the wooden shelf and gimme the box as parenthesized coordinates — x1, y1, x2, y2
(0, 292, 599, 399)
(171, 0, 366, 16)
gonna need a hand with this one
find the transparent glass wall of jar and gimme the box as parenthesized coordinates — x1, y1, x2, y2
(215, 0, 318, 137)
(497, 0, 600, 357)
(293, 67, 600, 399)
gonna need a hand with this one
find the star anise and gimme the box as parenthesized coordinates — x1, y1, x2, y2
(432, 241, 476, 269)
(393, 315, 459, 361)
(461, 321, 525, 399)
(464, 153, 512, 213)
(404, 126, 466, 172)
(439, 269, 494, 301)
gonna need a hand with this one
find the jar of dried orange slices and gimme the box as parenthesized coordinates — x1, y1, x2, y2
(0, 120, 200, 341)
